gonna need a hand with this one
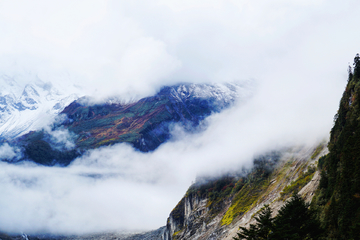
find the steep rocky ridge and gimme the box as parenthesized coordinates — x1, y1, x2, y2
(164, 143, 327, 240)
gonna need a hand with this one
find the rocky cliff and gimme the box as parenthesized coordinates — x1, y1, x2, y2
(164, 144, 327, 240)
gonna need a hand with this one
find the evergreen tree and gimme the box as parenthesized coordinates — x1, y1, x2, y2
(348, 64, 353, 82)
(272, 193, 322, 240)
(353, 53, 360, 78)
(312, 53, 360, 238)
(233, 205, 274, 240)
(234, 194, 322, 240)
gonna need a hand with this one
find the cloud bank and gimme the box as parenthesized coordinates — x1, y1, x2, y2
(0, 0, 355, 100)
(0, 0, 359, 236)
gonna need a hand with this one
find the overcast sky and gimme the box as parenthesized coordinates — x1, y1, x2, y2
(0, 0, 359, 235)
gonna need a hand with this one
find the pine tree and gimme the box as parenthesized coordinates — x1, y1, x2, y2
(353, 53, 360, 78)
(234, 194, 322, 240)
(233, 205, 274, 240)
(348, 64, 353, 82)
(313, 54, 360, 238)
(271, 193, 322, 240)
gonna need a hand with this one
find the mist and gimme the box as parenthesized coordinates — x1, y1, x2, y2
(0, 0, 359, 236)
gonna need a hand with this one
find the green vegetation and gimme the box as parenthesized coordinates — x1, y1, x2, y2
(170, 147, 324, 238)
(222, 153, 282, 225)
(222, 177, 269, 225)
(169, 57, 360, 239)
(15, 85, 230, 165)
(17, 130, 79, 166)
(234, 193, 322, 240)
(187, 176, 236, 199)
(169, 198, 185, 232)
(233, 205, 273, 240)
(311, 143, 325, 160)
(178, 154, 280, 227)
(61, 98, 175, 150)
(172, 230, 181, 239)
(186, 176, 238, 220)
(280, 166, 316, 199)
(272, 193, 322, 240)
(24, 139, 79, 166)
(311, 54, 360, 239)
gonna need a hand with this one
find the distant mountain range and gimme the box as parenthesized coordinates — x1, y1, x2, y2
(1, 81, 251, 166)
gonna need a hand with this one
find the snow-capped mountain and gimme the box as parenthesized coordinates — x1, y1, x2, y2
(2, 81, 253, 166)
(170, 83, 241, 104)
(0, 75, 78, 138)
(164, 82, 252, 112)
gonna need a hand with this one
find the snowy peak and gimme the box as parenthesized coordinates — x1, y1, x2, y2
(18, 84, 40, 110)
(159, 82, 252, 114)
(0, 75, 79, 138)
(172, 83, 240, 103)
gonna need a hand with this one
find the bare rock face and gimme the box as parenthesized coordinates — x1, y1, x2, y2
(164, 143, 327, 240)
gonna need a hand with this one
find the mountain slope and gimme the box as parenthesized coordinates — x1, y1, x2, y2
(3, 82, 250, 166)
(61, 83, 243, 151)
(312, 56, 360, 239)
(164, 144, 326, 240)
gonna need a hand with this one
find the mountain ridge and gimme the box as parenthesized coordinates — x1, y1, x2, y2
(163, 144, 326, 240)
(1, 82, 249, 166)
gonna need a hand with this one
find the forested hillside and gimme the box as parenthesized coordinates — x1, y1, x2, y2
(312, 55, 360, 239)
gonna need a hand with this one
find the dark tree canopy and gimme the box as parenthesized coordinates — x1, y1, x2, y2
(353, 53, 360, 78)
(272, 193, 322, 240)
(234, 193, 322, 240)
(312, 53, 360, 239)
(233, 205, 273, 240)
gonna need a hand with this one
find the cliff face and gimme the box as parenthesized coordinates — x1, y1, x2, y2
(165, 144, 327, 240)
(166, 193, 215, 239)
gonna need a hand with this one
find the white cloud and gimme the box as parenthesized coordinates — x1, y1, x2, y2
(0, 143, 17, 159)
(45, 127, 75, 150)
(0, 0, 355, 100)
(0, 91, 335, 234)
(0, 0, 358, 236)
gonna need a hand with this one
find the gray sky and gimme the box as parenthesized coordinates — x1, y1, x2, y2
(0, 0, 359, 235)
